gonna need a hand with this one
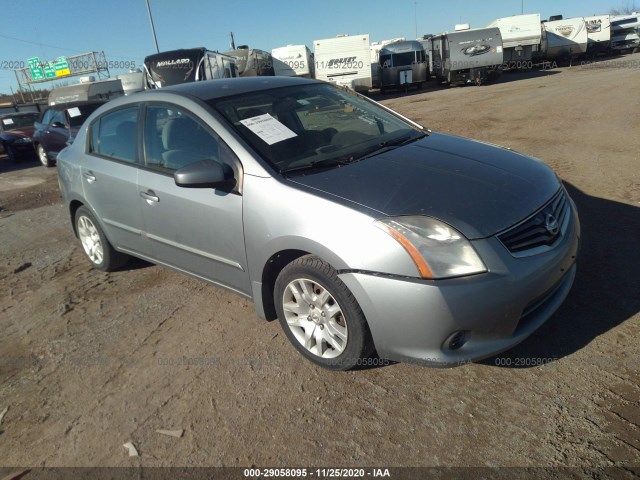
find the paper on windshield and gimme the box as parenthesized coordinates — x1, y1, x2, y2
(2, 118, 15, 126)
(240, 113, 297, 145)
(67, 107, 81, 118)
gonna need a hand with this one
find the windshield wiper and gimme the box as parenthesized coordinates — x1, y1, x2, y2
(280, 157, 353, 175)
(351, 131, 428, 162)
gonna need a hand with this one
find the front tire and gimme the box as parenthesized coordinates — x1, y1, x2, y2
(37, 144, 53, 167)
(274, 255, 374, 370)
(75, 206, 129, 271)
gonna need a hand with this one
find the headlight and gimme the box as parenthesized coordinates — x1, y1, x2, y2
(375, 216, 487, 279)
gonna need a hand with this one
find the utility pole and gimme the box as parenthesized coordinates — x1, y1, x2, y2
(414, 2, 418, 39)
(145, 0, 160, 54)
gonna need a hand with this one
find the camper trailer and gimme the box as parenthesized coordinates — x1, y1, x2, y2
(48, 78, 124, 106)
(487, 14, 542, 66)
(225, 47, 275, 77)
(542, 18, 588, 60)
(314, 34, 372, 92)
(144, 48, 238, 88)
(378, 40, 428, 91)
(116, 70, 146, 95)
(271, 45, 314, 78)
(430, 27, 503, 85)
(370, 37, 405, 88)
(584, 15, 612, 56)
(610, 14, 640, 52)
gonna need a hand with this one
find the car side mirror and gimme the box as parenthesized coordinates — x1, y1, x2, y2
(174, 159, 236, 189)
(50, 121, 66, 129)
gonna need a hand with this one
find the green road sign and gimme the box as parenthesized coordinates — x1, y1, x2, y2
(54, 56, 70, 77)
(44, 62, 56, 79)
(28, 57, 45, 81)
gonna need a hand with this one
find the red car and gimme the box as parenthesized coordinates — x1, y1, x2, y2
(0, 112, 39, 162)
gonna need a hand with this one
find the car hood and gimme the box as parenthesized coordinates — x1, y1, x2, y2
(287, 132, 561, 239)
(3, 126, 35, 139)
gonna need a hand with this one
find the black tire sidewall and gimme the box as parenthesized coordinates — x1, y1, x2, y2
(274, 256, 372, 370)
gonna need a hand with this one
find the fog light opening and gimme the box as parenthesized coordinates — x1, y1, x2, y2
(447, 331, 468, 351)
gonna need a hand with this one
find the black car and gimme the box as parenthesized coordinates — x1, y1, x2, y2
(32, 102, 104, 167)
(0, 112, 39, 162)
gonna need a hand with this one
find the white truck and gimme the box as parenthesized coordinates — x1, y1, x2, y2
(487, 14, 542, 66)
(542, 18, 588, 60)
(313, 34, 372, 92)
(271, 45, 314, 78)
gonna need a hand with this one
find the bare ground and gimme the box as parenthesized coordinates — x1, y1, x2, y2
(0, 56, 639, 471)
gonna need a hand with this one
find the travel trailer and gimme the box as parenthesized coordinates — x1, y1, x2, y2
(584, 15, 612, 56)
(271, 45, 314, 78)
(225, 46, 275, 77)
(314, 34, 372, 92)
(378, 40, 428, 91)
(610, 14, 640, 52)
(371, 37, 405, 88)
(48, 78, 124, 106)
(487, 14, 542, 65)
(429, 27, 503, 85)
(144, 48, 238, 88)
(116, 70, 146, 95)
(542, 18, 588, 60)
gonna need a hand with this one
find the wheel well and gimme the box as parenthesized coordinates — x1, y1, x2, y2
(69, 200, 84, 237)
(260, 249, 309, 321)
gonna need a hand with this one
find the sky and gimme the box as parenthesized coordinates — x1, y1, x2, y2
(0, 0, 629, 96)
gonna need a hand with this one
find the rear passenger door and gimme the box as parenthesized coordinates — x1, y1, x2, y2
(82, 106, 147, 255)
(137, 103, 250, 295)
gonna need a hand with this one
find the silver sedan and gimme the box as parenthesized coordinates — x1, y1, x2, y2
(57, 77, 580, 370)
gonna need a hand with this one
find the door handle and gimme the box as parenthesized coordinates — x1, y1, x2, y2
(140, 190, 159, 203)
(83, 171, 96, 183)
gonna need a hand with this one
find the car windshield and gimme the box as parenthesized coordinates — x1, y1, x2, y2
(1, 113, 38, 129)
(210, 83, 425, 174)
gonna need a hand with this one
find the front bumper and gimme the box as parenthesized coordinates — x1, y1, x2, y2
(339, 199, 581, 367)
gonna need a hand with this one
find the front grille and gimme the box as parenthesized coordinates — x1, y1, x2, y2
(498, 189, 570, 257)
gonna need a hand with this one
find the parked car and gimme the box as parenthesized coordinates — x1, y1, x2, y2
(33, 102, 104, 167)
(57, 77, 580, 370)
(0, 112, 39, 162)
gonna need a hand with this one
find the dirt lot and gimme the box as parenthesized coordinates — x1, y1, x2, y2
(1, 56, 639, 473)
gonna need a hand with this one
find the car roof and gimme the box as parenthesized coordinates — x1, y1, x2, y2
(45, 100, 106, 111)
(160, 76, 323, 101)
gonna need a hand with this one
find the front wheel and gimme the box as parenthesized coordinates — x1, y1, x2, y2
(37, 144, 53, 168)
(274, 255, 374, 370)
(75, 206, 129, 271)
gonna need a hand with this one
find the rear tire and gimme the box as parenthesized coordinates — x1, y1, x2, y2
(37, 144, 53, 167)
(75, 206, 129, 271)
(274, 255, 374, 371)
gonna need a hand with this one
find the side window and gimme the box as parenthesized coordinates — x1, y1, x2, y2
(41, 109, 54, 126)
(144, 105, 231, 172)
(90, 107, 139, 163)
(50, 110, 65, 126)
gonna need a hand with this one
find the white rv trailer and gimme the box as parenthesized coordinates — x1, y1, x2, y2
(313, 34, 372, 92)
(487, 14, 542, 64)
(370, 37, 405, 88)
(48, 78, 124, 106)
(610, 14, 640, 51)
(583, 15, 611, 56)
(271, 45, 314, 77)
(542, 18, 588, 60)
(116, 70, 146, 95)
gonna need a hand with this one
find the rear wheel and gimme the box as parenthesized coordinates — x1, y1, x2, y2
(37, 144, 53, 167)
(274, 255, 374, 370)
(75, 206, 129, 271)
